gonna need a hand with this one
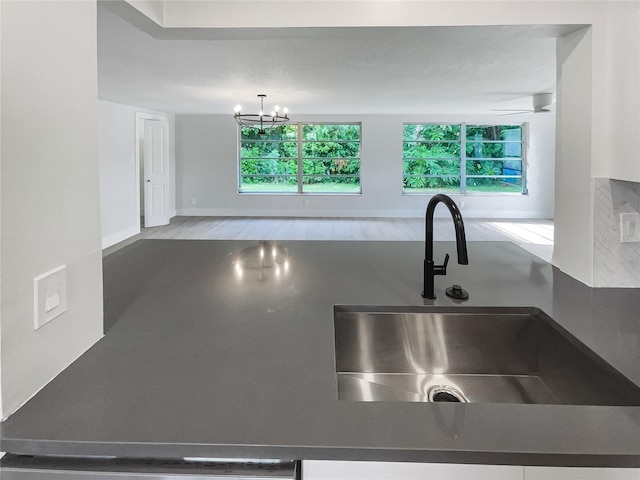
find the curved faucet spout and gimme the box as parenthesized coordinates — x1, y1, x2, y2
(423, 194, 469, 299)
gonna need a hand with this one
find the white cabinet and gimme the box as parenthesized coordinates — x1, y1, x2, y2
(524, 467, 640, 480)
(303, 461, 523, 480)
(303, 461, 640, 480)
(592, 2, 640, 183)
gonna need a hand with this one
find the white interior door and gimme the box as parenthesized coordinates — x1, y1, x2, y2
(143, 119, 170, 228)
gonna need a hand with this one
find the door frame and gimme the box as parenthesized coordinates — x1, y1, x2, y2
(134, 112, 171, 226)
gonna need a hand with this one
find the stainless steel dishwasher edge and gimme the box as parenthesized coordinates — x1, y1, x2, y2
(0, 454, 301, 480)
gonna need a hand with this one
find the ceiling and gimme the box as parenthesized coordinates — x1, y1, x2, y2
(97, 2, 577, 115)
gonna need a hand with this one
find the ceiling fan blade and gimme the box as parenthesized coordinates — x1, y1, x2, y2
(490, 109, 535, 112)
(495, 111, 531, 116)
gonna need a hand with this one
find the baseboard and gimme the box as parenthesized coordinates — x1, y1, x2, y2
(465, 210, 553, 219)
(175, 208, 553, 219)
(176, 208, 423, 218)
(101, 225, 141, 249)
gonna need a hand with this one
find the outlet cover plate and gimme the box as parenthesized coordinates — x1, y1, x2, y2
(34, 265, 67, 330)
(620, 212, 640, 243)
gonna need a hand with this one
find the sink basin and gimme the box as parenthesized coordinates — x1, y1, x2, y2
(334, 306, 640, 405)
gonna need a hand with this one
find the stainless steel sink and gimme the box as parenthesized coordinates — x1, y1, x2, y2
(334, 306, 640, 405)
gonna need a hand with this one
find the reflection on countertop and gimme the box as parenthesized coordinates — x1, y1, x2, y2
(232, 241, 291, 283)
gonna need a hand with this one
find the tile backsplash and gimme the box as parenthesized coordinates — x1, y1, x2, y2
(593, 178, 640, 287)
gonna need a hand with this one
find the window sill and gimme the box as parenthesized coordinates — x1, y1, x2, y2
(402, 191, 528, 197)
(237, 192, 363, 196)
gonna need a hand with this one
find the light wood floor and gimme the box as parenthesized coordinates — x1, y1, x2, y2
(105, 216, 554, 262)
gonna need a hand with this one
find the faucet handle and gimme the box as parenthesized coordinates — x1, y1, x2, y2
(434, 253, 449, 275)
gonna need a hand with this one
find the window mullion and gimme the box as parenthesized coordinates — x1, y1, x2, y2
(522, 123, 529, 195)
(237, 126, 242, 192)
(297, 123, 303, 193)
(460, 123, 467, 194)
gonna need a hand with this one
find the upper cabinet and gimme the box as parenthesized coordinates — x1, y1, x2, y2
(592, 2, 640, 183)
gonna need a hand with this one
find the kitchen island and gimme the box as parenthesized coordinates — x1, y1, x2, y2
(1, 239, 639, 467)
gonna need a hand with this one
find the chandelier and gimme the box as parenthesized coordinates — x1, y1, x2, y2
(234, 94, 289, 134)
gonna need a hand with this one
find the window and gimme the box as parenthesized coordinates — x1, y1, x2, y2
(403, 123, 526, 194)
(239, 125, 298, 193)
(465, 125, 524, 193)
(403, 124, 461, 192)
(239, 123, 361, 194)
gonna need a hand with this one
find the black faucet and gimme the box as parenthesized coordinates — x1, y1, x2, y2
(423, 194, 469, 299)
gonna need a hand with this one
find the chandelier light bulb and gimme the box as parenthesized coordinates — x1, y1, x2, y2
(274, 105, 280, 112)
(270, 111, 276, 117)
(234, 105, 242, 113)
(259, 110, 264, 117)
(283, 107, 289, 115)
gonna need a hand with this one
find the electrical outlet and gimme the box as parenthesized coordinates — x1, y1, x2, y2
(620, 212, 640, 243)
(34, 265, 67, 330)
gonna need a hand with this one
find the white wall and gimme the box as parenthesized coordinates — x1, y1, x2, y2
(175, 114, 555, 219)
(98, 100, 175, 249)
(0, 1, 103, 417)
(0, 0, 3, 422)
(159, 0, 600, 28)
(99, 101, 139, 247)
(127, 0, 164, 25)
(552, 28, 595, 285)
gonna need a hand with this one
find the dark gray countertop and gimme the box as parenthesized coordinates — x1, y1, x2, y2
(1, 240, 639, 466)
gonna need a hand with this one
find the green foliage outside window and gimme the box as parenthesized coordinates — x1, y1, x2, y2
(402, 124, 462, 191)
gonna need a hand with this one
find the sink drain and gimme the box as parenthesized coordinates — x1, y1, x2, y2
(427, 385, 468, 403)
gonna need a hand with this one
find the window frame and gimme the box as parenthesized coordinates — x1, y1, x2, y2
(402, 122, 528, 195)
(238, 122, 362, 195)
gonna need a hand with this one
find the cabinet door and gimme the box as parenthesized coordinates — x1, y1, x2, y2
(525, 467, 640, 479)
(303, 461, 524, 480)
